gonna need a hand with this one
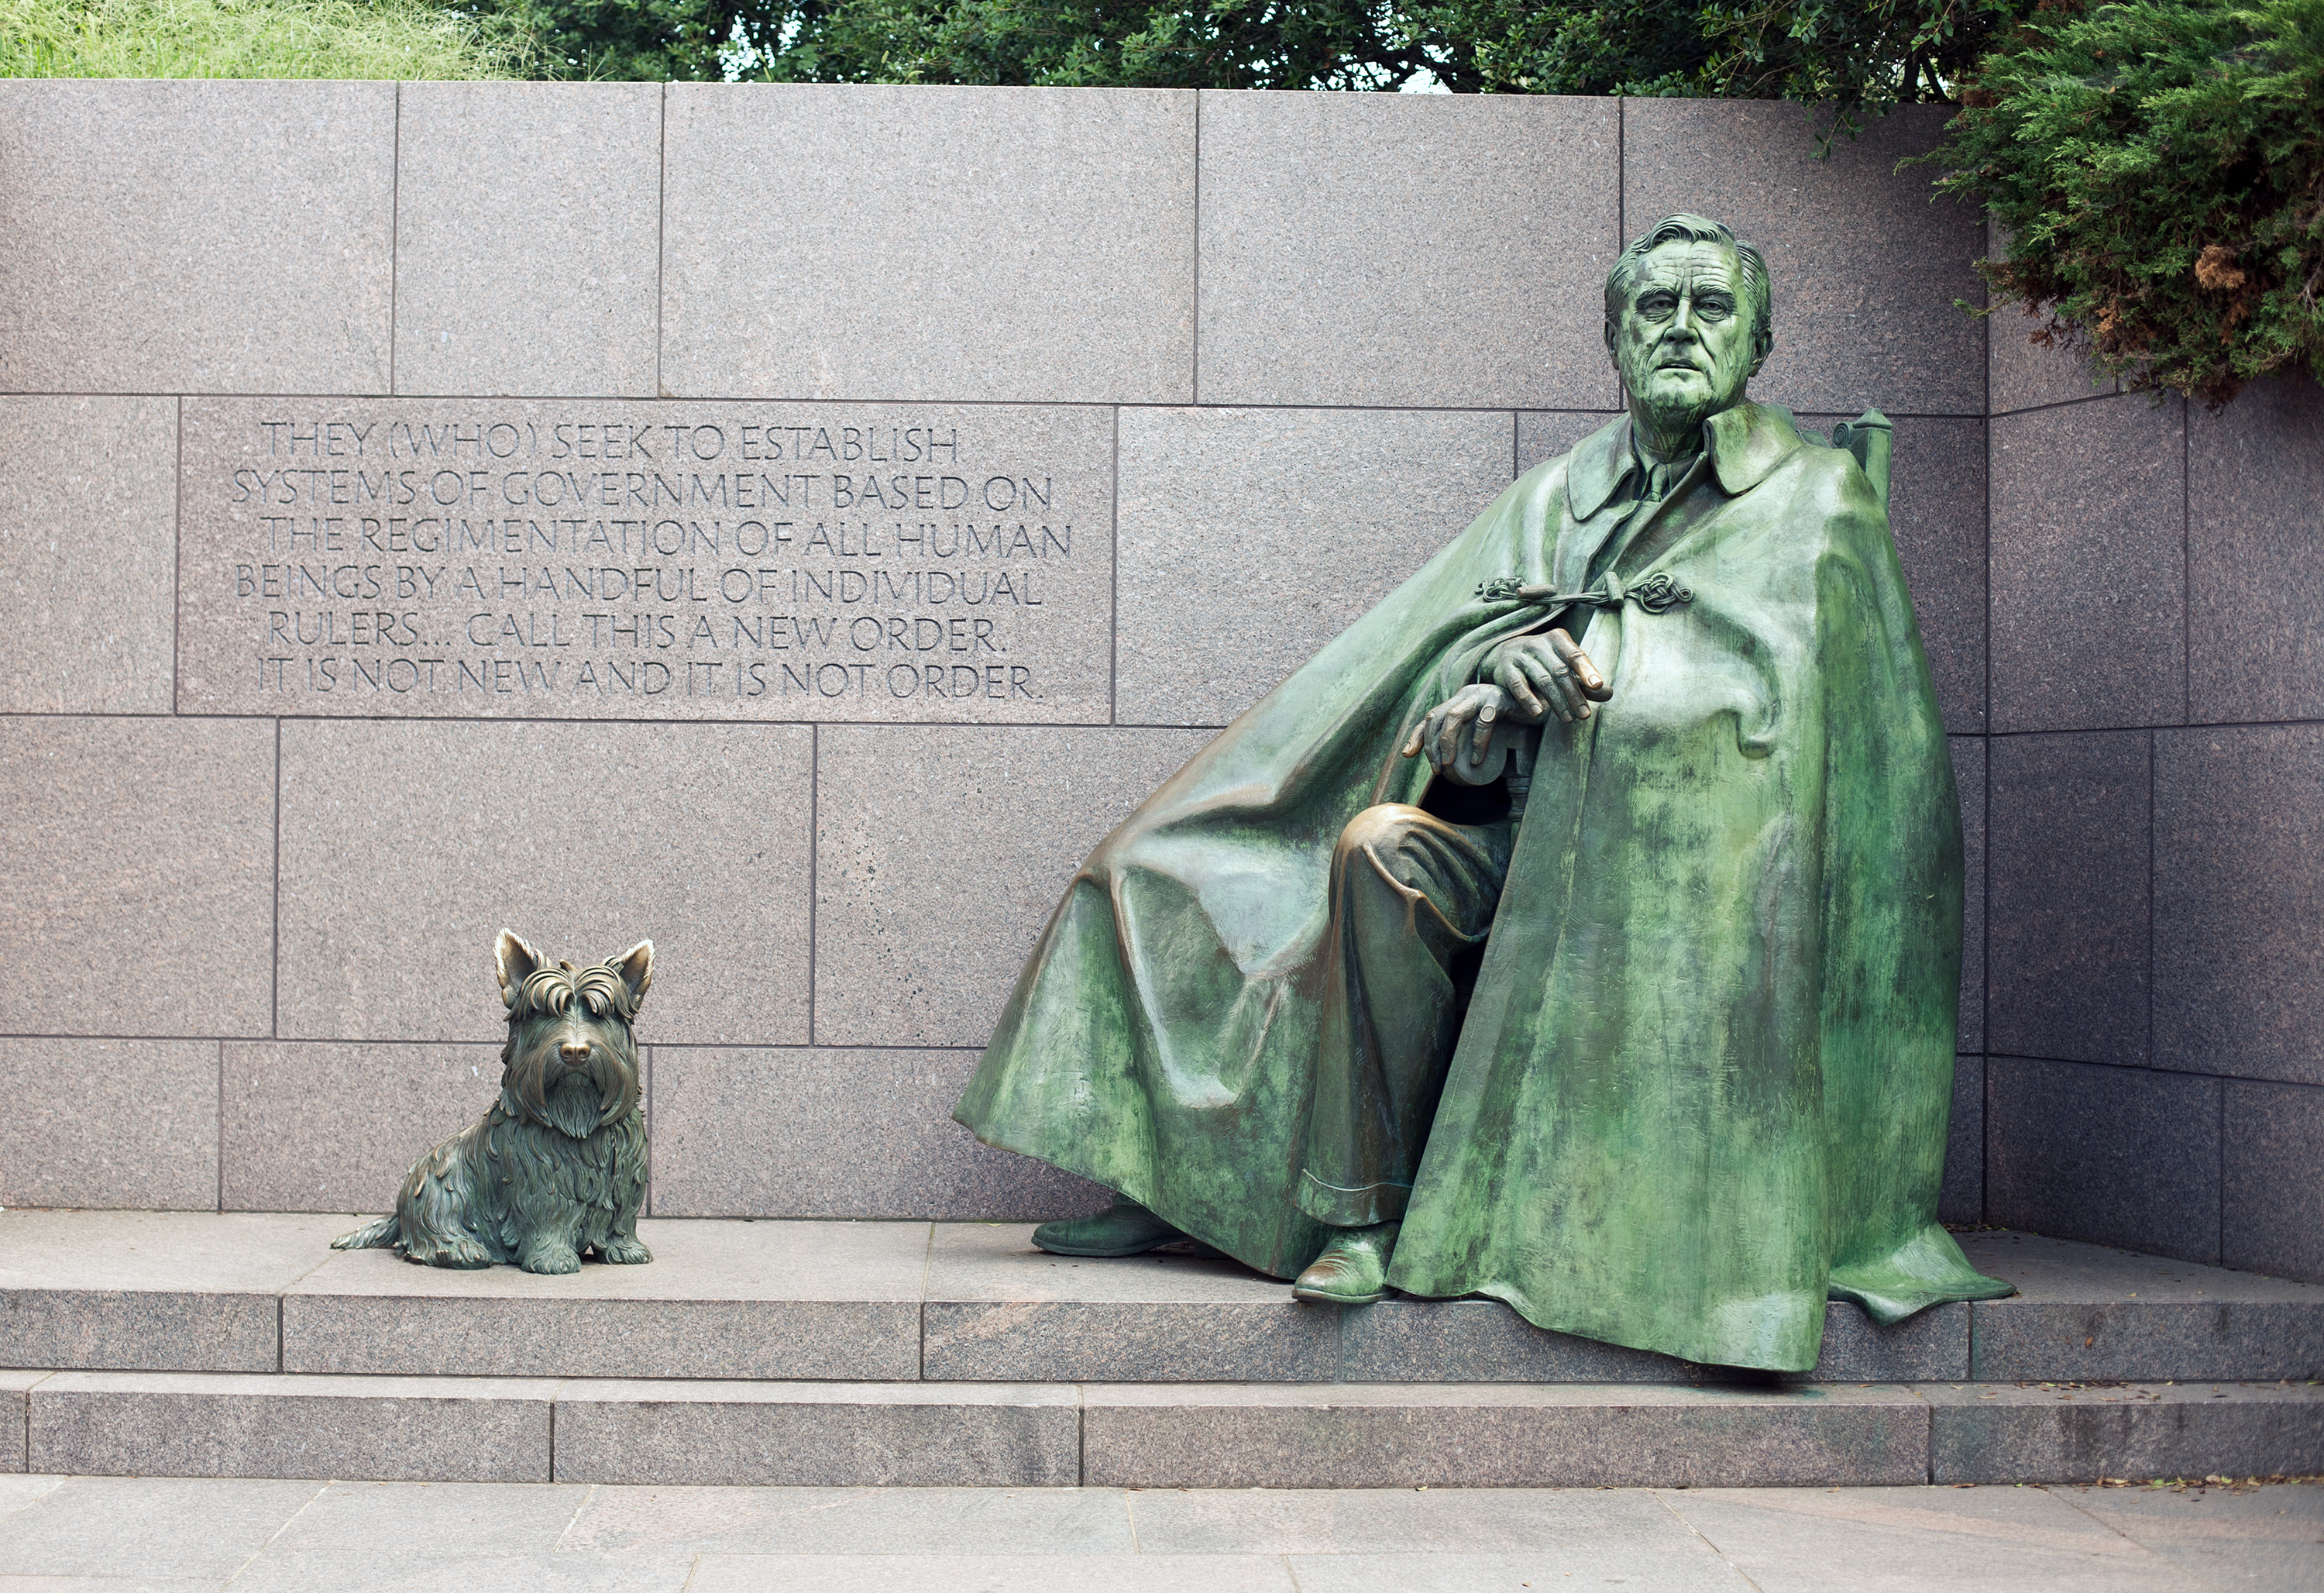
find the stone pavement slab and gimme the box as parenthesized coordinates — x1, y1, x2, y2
(688, 1553, 1298, 1592)
(1658, 1483, 2192, 1593)
(559, 1483, 1133, 1554)
(0, 1474, 326, 1578)
(1123, 1481, 1708, 1554)
(2049, 1477, 2324, 1588)
(1961, 1228, 2324, 1380)
(0, 1212, 349, 1372)
(1, 1477, 2315, 1591)
(284, 1220, 930, 1381)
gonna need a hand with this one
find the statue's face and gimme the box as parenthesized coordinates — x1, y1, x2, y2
(1607, 241, 1760, 426)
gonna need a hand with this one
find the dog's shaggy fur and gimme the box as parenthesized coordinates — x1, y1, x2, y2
(334, 931, 654, 1273)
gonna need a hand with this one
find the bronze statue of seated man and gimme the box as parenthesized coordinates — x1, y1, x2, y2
(954, 215, 2009, 1373)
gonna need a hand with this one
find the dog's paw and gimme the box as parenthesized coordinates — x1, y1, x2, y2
(598, 1236, 653, 1265)
(411, 1238, 492, 1270)
(521, 1244, 582, 1275)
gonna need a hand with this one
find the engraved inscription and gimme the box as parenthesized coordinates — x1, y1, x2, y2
(177, 402, 1115, 722)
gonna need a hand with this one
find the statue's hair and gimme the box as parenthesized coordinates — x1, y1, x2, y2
(1604, 215, 1774, 363)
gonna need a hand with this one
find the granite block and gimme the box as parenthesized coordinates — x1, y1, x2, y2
(922, 1223, 1335, 1383)
(813, 727, 1213, 1046)
(1941, 1055, 1985, 1225)
(0, 1372, 39, 1473)
(1961, 1228, 2324, 1381)
(1623, 101, 1983, 418)
(2223, 1080, 2324, 1285)
(1811, 1303, 1972, 1384)
(172, 397, 1116, 724)
(1986, 1058, 2221, 1264)
(1339, 1299, 1705, 1385)
(0, 81, 393, 394)
(0, 717, 275, 1037)
(1081, 1382, 1929, 1489)
(1804, 416, 1986, 734)
(690, 1553, 1292, 1593)
(1516, 411, 1623, 474)
(1986, 731, 2150, 1066)
(663, 85, 1194, 404)
(550, 1381, 1081, 1487)
(649, 1048, 1106, 1220)
(1115, 407, 1513, 727)
(1952, 734, 1985, 1054)
(276, 720, 811, 1045)
(394, 84, 661, 399)
(1196, 91, 1618, 409)
(0, 397, 176, 713)
(2154, 725, 2324, 1086)
(0, 1210, 347, 1371)
(282, 1220, 927, 1380)
(1987, 220, 2120, 416)
(560, 1481, 1134, 1554)
(222, 1041, 501, 1213)
(1924, 1381, 2324, 1484)
(0, 1039, 218, 1211)
(1339, 1300, 1965, 1385)
(29, 1372, 555, 1482)
(0, 1474, 330, 1578)
(1990, 395, 2186, 732)
(2188, 377, 2324, 724)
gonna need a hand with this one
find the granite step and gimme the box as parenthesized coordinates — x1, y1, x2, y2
(2, 1210, 2320, 1386)
(9, 1371, 2319, 1488)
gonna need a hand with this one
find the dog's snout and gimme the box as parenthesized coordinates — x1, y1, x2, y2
(559, 1040, 593, 1064)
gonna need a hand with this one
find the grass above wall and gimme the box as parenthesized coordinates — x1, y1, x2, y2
(0, 0, 531, 77)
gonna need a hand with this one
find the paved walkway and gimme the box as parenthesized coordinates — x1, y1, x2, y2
(0, 1474, 2316, 1591)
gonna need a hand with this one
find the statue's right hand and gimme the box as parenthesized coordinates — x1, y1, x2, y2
(1488, 628, 1610, 724)
(1401, 683, 1514, 772)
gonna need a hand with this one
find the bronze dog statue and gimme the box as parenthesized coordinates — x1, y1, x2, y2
(335, 931, 653, 1273)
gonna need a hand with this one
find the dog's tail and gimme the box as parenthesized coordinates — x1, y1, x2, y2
(332, 1215, 401, 1251)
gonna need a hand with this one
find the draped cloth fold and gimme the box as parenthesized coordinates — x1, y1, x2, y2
(954, 404, 2010, 1371)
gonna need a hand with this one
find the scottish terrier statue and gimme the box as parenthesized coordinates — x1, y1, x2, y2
(335, 931, 654, 1273)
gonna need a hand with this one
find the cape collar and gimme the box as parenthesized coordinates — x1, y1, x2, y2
(1566, 401, 1807, 520)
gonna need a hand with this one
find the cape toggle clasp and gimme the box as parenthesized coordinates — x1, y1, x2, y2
(1474, 570, 1693, 614)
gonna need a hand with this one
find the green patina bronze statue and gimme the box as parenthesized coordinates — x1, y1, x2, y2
(335, 931, 654, 1274)
(955, 215, 2011, 1372)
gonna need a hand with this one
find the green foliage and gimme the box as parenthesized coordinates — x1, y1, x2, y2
(0, 0, 531, 77)
(1404, 0, 2017, 116)
(1932, 0, 2324, 403)
(714, 0, 1434, 88)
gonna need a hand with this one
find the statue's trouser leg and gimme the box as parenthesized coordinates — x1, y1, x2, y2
(1296, 802, 1514, 1228)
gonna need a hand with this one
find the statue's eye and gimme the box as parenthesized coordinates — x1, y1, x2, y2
(1697, 298, 1734, 321)
(1636, 293, 1677, 319)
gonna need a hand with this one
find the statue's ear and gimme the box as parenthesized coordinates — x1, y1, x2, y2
(495, 930, 547, 1009)
(606, 940, 654, 1009)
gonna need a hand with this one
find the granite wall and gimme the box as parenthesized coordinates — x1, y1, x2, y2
(0, 82, 2314, 1282)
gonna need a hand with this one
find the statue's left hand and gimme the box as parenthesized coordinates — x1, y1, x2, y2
(1401, 683, 1514, 772)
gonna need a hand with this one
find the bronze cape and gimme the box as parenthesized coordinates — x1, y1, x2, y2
(955, 403, 2009, 1371)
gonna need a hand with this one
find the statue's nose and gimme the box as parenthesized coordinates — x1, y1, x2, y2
(559, 1040, 591, 1063)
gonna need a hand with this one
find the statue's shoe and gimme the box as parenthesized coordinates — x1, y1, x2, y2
(1031, 1197, 1190, 1257)
(1291, 1221, 1401, 1306)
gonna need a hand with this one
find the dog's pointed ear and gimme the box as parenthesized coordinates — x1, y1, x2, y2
(607, 940, 654, 1009)
(495, 930, 547, 1009)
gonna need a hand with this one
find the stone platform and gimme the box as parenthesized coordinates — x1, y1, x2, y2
(2, 1213, 2318, 1488)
